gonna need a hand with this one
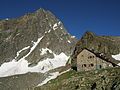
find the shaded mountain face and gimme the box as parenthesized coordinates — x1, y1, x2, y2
(71, 31, 120, 67)
(0, 8, 77, 66)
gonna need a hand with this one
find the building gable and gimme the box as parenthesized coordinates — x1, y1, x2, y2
(76, 49, 113, 71)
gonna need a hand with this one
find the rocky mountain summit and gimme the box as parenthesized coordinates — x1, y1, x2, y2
(0, 8, 76, 66)
(74, 31, 120, 55)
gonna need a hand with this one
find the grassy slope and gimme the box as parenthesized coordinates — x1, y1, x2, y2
(35, 67, 120, 90)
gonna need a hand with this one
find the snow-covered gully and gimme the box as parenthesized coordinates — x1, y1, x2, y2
(0, 37, 69, 77)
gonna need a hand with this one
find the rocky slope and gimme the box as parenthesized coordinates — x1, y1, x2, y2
(0, 72, 45, 90)
(35, 67, 120, 90)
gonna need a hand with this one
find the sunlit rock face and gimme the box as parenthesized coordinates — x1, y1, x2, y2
(0, 8, 77, 65)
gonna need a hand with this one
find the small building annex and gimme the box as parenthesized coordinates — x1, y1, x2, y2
(75, 48, 117, 72)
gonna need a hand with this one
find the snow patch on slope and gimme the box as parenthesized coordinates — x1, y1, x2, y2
(112, 54, 120, 66)
(40, 48, 52, 55)
(52, 22, 62, 30)
(48, 29, 51, 33)
(25, 36, 44, 58)
(112, 54, 120, 61)
(0, 59, 29, 77)
(38, 72, 59, 86)
(118, 63, 120, 66)
(67, 40, 71, 43)
(15, 46, 30, 58)
(60, 26, 63, 29)
(5, 18, 9, 20)
(37, 69, 70, 86)
(29, 52, 68, 73)
(0, 46, 68, 77)
(53, 23, 58, 30)
(71, 36, 75, 38)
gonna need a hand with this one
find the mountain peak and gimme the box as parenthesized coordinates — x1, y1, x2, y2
(82, 31, 95, 39)
(0, 8, 77, 77)
(35, 8, 47, 14)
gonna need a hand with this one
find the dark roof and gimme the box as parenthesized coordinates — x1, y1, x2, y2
(79, 48, 119, 67)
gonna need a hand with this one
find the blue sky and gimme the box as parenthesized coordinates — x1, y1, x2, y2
(0, 0, 120, 38)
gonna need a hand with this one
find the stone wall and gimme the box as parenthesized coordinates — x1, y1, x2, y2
(77, 49, 112, 71)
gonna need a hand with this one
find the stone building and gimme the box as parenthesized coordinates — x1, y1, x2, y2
(76, 48, 117, 72)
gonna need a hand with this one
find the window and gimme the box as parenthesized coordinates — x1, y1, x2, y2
(99, 65, 102, 69)
(89, 64, 94, 67)
(88, 56, 94, 59)
(90, 56, 92, 58)
(82, 64, 86, 67)
(96, 65, 102, 69)
(91, 64, 94, 67)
